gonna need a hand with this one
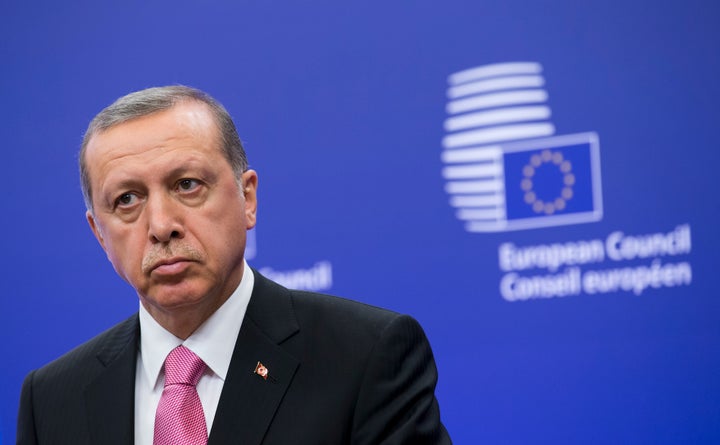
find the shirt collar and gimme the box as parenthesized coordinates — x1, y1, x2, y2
(138, 260, 254, 387)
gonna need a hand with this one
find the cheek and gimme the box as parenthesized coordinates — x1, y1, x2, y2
(202, 212, 248, 262)
(103, 227, 146, 274)
(207, 187, 248, 232)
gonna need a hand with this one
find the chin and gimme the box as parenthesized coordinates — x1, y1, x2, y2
(143, 284, 211, 310)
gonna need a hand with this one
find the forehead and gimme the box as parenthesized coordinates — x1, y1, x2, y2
(84, 101, 223, 176)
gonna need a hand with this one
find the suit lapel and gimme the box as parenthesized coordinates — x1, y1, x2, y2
(84, 315, 139, 445)
(208, 271, 300, 445)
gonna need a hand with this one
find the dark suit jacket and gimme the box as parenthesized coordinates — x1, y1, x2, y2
(17, 271, 451, 444)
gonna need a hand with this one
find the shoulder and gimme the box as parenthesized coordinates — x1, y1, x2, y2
(28, 314, 138, 388)
(292, 289, 402, 329)
(252, 270, 432, 367)
(18, 315, 139, 443)
(252, 269, 410, 343)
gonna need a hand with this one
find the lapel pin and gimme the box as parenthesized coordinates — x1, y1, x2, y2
(254, 361, 269, 380)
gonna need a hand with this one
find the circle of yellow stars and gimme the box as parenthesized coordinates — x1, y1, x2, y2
(521, 149, 575, 215)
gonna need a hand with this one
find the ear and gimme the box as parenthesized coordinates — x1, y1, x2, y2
(241, 169, 258, 230)
(86, 210, 107, 251)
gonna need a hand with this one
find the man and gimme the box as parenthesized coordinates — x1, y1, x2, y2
(17, 86, 451, 444)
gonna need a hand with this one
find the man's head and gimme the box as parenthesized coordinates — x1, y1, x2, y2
(81, 86, 258, 338)
(80, 85, 248, 213)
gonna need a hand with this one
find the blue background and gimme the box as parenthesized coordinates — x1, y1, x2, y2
(2, 1, 719, 443)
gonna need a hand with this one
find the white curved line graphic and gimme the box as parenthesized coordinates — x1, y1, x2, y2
(448, 62, 542, 85)
(447, 90, 548, 114)
(442, 163, 503, 180)
(442, 123, 555, 149)
(447, 75, 545, 99)
(456, 208, 506, 221)
(444, 106, 551, 131)
(442, 146, 503, 163)
(450, 194, 505, 207)
(445, 179, 504, 194)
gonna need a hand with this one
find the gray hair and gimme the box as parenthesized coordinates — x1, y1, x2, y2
(79, 85, 248, 212)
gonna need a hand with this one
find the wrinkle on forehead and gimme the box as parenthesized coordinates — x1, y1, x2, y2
(84, 102, 221, 199)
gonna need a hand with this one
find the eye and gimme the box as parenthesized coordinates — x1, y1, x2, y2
(115, 192, 138, 208)
(177, 178, 201, 192)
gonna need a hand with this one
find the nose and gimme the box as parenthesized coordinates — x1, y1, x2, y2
(146, 194, 184, 244)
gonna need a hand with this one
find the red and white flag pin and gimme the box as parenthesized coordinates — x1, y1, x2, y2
(254, 361, 269, 380)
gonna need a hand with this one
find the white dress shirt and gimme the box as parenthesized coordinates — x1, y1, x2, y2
(134, 261, 254, 445)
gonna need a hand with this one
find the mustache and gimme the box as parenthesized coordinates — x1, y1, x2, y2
(141, 243, 204, 274)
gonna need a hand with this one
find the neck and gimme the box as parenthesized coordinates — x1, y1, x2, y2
(140, 291, 234, 339)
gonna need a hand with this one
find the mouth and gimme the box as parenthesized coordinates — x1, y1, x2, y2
(149, 257, 194, 276)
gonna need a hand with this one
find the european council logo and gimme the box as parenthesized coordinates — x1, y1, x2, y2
(441, 62, 602, 232)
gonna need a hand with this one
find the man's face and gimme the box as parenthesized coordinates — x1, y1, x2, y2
(84, 101, 257, 327)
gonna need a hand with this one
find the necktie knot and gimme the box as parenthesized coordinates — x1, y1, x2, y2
(164, 345, 206, 386)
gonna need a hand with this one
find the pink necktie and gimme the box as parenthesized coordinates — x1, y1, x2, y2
(154, 345, 208, 445)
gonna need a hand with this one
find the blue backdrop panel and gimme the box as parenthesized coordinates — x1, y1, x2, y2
(2, 1, 719, 443)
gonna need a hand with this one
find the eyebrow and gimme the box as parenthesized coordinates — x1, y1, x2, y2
(102, 160, 216, 195)
(98, 177, 144, 207)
